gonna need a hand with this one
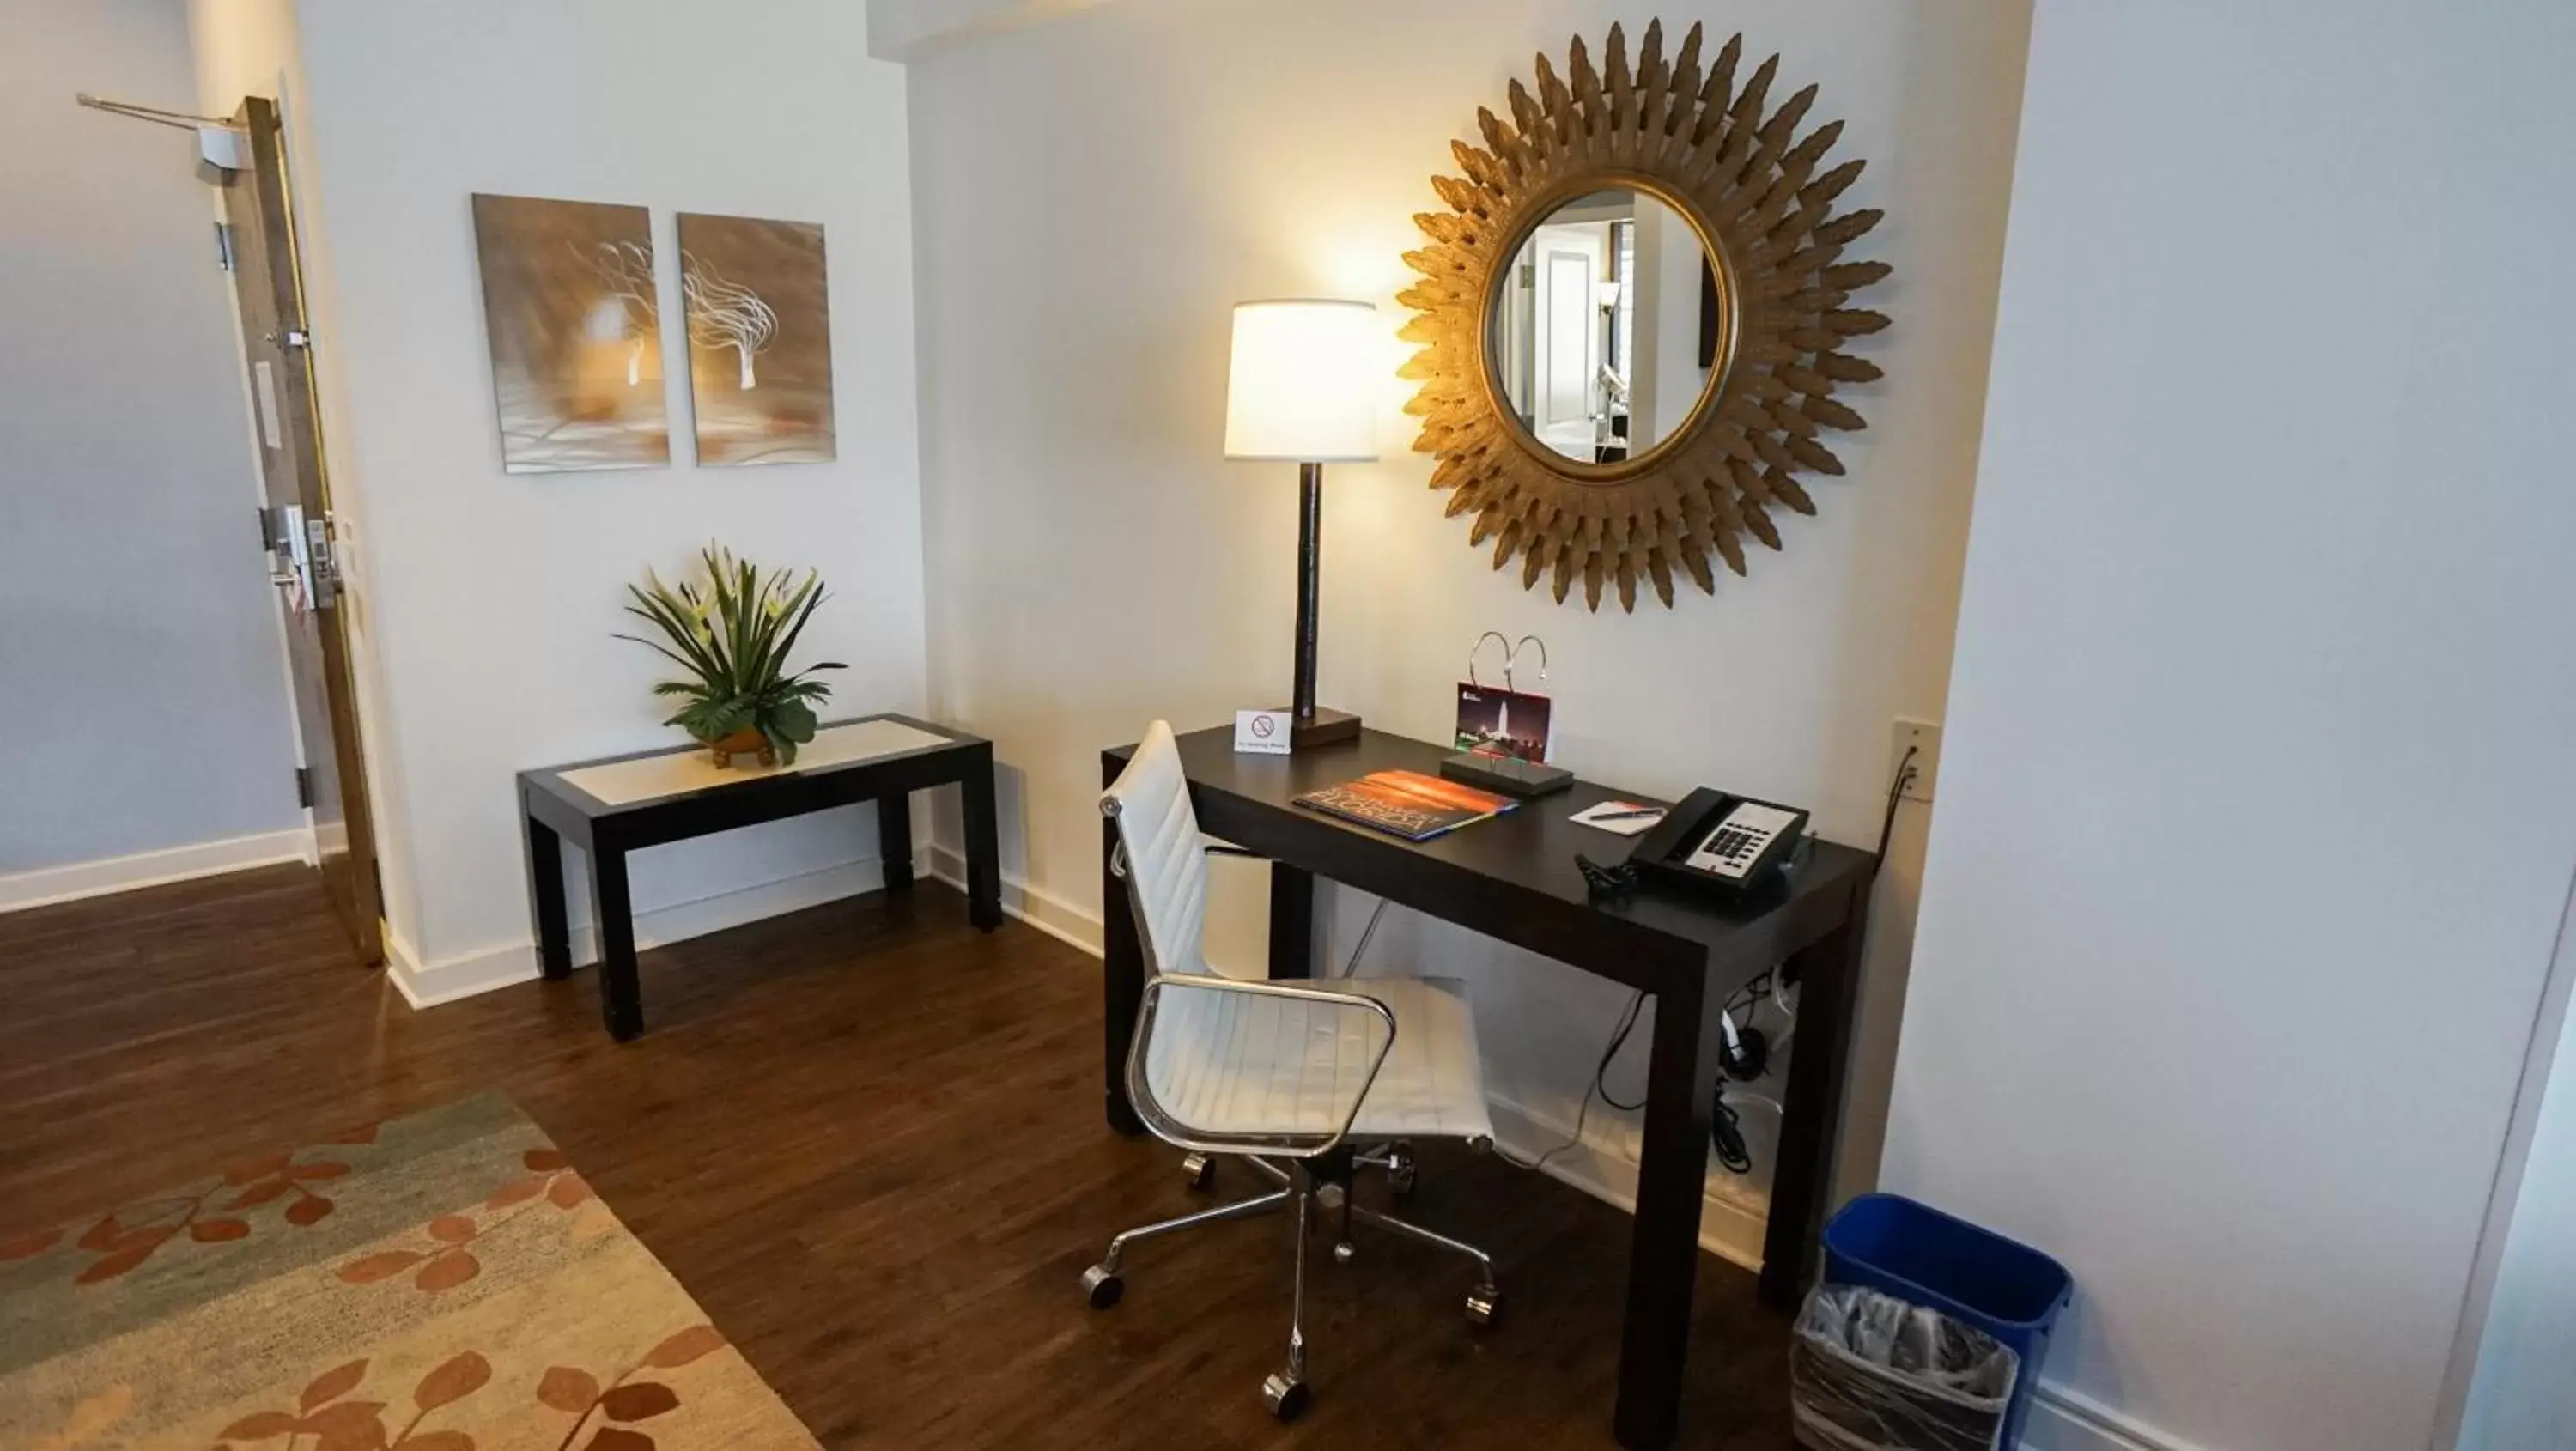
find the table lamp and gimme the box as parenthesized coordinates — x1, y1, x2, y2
(1224, 299, 1378, 748)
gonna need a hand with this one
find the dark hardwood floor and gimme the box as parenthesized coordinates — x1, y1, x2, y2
(0, 865, 1798, 1448)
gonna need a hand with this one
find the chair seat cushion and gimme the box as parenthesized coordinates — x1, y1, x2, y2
(1142, 975, 1493, 1143)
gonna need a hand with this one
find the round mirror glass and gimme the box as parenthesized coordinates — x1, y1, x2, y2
(1489, 187, 1722, 467)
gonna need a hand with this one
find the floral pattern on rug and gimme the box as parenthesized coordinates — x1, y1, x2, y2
(0, 1094, 819, 1451)
(0, 1122, 380, 1287)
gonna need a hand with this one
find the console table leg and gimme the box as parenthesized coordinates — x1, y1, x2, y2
(1267, 861, 1316, 980)
(588, 846, 642, 1041)
(524, 809, 571, 980)
(1613, 967, 1726, 1450)
(1101, 780, 1145, 1136)
(878, 792, 915, 892)
(962, 752, 1002, 932)
(1762, 889, 1870, 1312)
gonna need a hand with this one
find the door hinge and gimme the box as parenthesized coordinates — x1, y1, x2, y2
(215, 222, 236, 272)
(295, 766, 314, 809)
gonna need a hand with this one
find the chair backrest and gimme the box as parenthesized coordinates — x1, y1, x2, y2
(1100, 721, 1209, 979)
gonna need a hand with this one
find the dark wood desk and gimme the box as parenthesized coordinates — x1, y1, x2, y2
(1100, 726, 1874, 1451)
(520, 713, 1001, 1040)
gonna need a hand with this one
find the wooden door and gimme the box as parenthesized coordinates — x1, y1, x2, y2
(221, 97, 383, 964)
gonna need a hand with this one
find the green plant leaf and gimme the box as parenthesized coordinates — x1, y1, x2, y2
(762, 726, 799, 766)
(615, 633, 720, 686)
(627, 547, 835, 735)
(769, 699, 817, 743)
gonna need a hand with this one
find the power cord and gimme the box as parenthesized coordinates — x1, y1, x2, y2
(1711, 1094, 1753, 1174)
(1521, 743, 1920, 1177)
(1575, 853, 1640, 902)
(1335, 896, 1390, 978)
(1506, 988, 1646, 1173)
(1874, 744, 1920, 882)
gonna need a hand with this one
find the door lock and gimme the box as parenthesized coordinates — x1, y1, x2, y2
(262, 502, 317, 612)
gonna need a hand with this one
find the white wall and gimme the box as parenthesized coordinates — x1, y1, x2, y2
(252, 0, 927, 993)
(906, 0, 2031, 1244)
(0, 0, 302, 877)
(1886, 3, 2576, 1451)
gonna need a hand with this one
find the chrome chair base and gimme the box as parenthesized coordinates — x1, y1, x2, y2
(1082, 1150, 1499, 1419)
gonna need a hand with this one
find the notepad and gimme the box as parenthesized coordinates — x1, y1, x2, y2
(1570, 800, 1668, 836)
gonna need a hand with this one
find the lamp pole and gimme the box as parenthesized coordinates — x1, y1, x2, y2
(1292, 461, 1322, 726)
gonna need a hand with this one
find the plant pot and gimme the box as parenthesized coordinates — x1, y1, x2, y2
(699, 726, 776, 769)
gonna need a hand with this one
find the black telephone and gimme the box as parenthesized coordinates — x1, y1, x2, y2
(1626, 788, 1811, 896)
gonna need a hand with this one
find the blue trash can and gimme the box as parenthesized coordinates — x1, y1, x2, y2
(1821, 1194, 2073, 1450)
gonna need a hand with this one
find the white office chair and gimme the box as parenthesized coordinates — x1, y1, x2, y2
(1086, 720, 1500, 1421)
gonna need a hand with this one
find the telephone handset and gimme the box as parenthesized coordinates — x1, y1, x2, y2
(1627, 788, 1812, 895)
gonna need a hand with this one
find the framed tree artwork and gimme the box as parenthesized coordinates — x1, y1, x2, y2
(676, 213, 836, 466)
(469, 194, 670, 473)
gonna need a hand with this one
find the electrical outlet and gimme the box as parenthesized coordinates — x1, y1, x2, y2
(1889, 719, 1941, 803)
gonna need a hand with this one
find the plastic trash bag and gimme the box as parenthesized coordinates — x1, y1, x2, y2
(1790, 1284, 2020, 1451)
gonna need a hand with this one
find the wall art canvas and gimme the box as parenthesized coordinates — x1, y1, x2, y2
(470, 194, 669, 473)
(677, 212, 835, 466)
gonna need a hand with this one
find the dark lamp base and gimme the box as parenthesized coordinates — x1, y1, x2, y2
(1276, 707, 1362, 750)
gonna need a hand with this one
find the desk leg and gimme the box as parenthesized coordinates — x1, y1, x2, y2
(878, 791, 915, 893)
(1101, 800, 1145, 1136)
(1267, 862, 1315, 980)
(524, 809, 571, 980)
(587, 845, 643, 1041)
(1614, 968, 1725, 1451)
(1761, 892, 1869, 1312)
(962, 753, 1002, 932)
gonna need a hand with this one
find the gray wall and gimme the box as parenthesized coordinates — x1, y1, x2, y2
(0, 0, 300, 872)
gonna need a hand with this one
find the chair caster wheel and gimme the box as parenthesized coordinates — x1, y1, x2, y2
(1181, 1151, 1215, 1191)
(1081, 1264, 1124, 1309)
(1261, 1371, 1310, 1421)
(1332, 1240, 1358, 1265)
(1465, 1286, 1501, 1328)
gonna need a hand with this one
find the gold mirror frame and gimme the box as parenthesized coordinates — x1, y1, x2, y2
(1400, 21, 1891, 611)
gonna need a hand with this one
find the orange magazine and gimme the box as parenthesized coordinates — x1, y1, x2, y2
(1291, 769, 1518, 842)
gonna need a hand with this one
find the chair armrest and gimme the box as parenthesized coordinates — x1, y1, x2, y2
(1104, 837, 1267, 882)
(1125, 974, 1397, 1159)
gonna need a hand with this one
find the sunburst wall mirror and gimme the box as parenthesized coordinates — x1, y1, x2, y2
(1400, 20, 1891, 611)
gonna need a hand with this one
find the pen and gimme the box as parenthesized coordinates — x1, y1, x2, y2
(1589, 806, 1666, 821)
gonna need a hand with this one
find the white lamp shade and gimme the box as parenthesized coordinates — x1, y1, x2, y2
(1223, 299, 1381, 463)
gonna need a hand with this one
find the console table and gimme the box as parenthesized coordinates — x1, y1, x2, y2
(519, 713, 1000, 1039)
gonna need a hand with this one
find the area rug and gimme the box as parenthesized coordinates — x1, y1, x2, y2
(0, 1093, 819, 1451)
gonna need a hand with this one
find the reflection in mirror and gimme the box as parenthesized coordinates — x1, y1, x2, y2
(1491, 188, 1720, 466)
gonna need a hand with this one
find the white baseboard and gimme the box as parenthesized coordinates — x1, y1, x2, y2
(0, 828, 313, 914)
(387, 852, 894, 1009)
(2020, 1381, 2204, 1451)
(923, 841, 1103, 955)
(1483, 1091, 1773, 1273)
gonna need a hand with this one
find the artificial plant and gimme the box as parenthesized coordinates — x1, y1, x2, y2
(617, 544, 842, 764)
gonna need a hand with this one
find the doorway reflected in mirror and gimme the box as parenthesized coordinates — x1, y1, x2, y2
(1489, 187, 1719, 466)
